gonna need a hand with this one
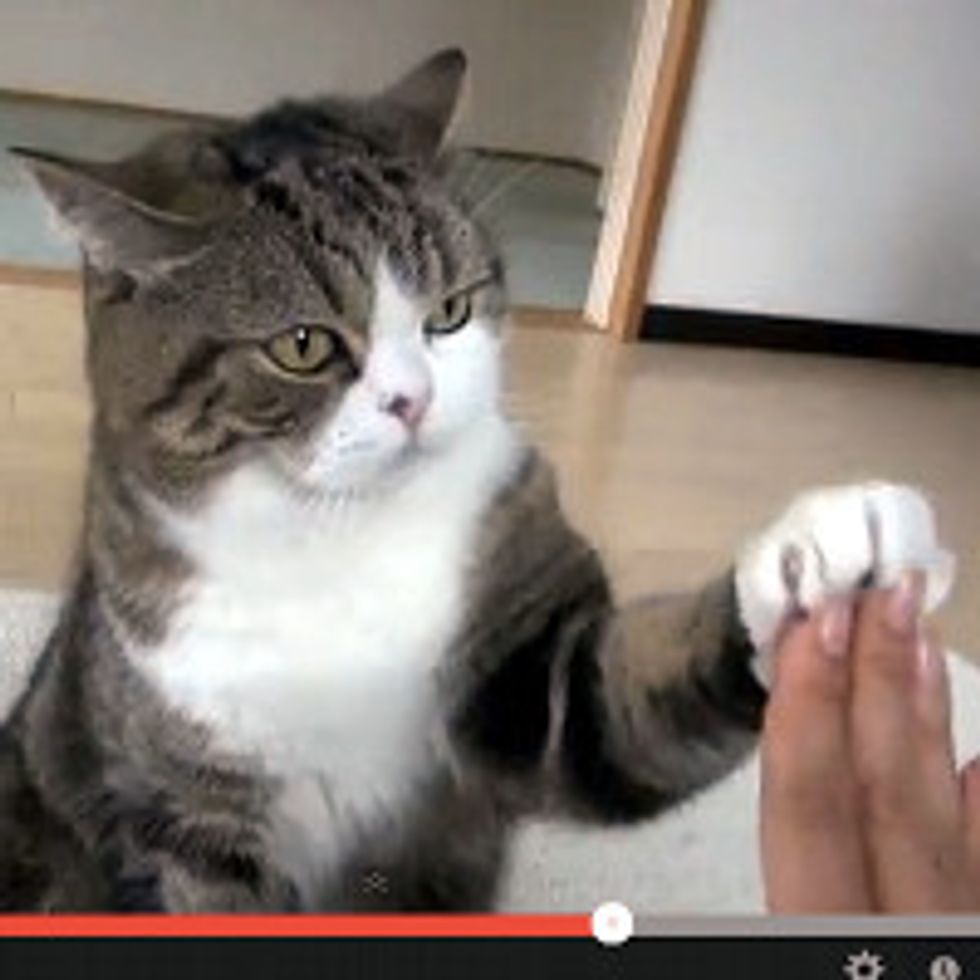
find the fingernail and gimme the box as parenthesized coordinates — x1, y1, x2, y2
(819, 598, 853, 658)
(886, 569, 925, 637)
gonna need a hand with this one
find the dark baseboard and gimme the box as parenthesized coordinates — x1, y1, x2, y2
(641, 305, 980, 367)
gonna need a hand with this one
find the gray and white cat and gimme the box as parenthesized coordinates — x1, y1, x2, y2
(0, 50, 953, 912)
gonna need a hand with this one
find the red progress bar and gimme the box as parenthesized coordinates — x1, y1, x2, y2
(0, 914, 592, 938)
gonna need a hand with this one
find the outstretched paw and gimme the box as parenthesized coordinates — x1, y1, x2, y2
(735, 482, 956, 682)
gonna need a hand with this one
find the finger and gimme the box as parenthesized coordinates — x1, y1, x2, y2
(851, 574, 964, 910)
(850, 571, 925, 787)
(761, 605, 872, 913)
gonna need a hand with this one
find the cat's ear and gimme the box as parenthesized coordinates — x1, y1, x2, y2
(10, 147, 210, 274)
(374, 48, 467, 160)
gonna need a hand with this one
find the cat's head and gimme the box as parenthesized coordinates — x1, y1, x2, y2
(15, 49, 507, 502)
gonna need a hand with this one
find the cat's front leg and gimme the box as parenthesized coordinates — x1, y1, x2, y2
(460, 474, 955, 827)
(553, 484, 954, 823)
(520, 483, 952, 824)
(736, 482, 956, 685)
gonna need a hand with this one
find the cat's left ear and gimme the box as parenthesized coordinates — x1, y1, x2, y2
(373, 48, 467, 161)
(11, 147, 211, 275)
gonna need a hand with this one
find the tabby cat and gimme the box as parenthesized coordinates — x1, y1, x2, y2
(0, 49, 952, 911)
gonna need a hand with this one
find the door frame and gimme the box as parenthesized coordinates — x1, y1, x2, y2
(585, 0, 707, 341)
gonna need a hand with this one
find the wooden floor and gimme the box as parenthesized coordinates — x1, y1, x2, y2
(2, 280, 978, 654)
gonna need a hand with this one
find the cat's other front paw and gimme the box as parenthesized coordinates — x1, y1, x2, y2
(735, 482, 956, 682)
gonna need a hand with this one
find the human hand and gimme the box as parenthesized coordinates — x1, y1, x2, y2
(761, 570, 980, 913)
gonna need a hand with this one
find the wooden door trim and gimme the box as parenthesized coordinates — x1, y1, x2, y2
(586, 0, 707, 341)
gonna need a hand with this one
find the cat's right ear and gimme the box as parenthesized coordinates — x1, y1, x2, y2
(10, 147, 210, 275)
(374, 48, 468, 160)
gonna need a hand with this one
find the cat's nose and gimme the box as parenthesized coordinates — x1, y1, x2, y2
(381, 389, 432, 431)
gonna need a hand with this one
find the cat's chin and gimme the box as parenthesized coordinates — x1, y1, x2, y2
(288, 418, 482, 504)
(304, 443, 427, 504)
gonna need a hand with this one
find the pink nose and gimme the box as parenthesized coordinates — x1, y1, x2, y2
(382, 390, 431, 431)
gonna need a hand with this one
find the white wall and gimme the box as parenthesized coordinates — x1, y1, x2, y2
(651, 0, 980, 334)
(0, 0, 638, 169)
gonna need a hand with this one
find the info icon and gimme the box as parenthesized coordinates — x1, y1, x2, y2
(930, 956, 962, 980)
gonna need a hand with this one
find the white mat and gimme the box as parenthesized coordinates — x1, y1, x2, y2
(3, 588, 979, 914)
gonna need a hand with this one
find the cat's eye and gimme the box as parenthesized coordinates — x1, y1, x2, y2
(264, 325, 336, 375)
(424, 292, 473, 338)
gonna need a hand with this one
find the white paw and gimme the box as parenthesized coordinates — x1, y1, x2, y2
(735, 483, 956, 682)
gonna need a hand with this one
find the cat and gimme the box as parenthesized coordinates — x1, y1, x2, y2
(0, 49, 954, 912)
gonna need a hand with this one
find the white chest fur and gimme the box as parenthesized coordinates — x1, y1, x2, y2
(140, 419, 518, 895)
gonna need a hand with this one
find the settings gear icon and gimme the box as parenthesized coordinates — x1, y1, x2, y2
(843, 950, 886, 980)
